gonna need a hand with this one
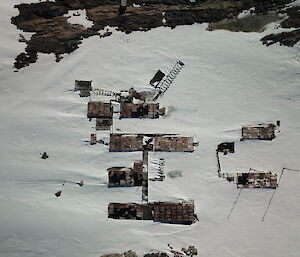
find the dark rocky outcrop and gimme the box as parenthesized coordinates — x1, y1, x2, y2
(11, 0, 297, 69)
(261, 5, 300, 47)
(261, 28, 300, 47)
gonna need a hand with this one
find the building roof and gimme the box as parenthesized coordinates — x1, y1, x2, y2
(153, 136, 194, 152)
(242, 123, 276, 140)
(87, 101, 113, 118)
(120, 102, 160, 119)
(109, 134, 144, 152)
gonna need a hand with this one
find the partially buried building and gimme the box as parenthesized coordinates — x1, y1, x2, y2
(75, 80, 92, 97)
(242, 124, 276, 140)
(236, 172, 278, 189)
(120, 102, 165, 119)
(109, 134, 196, 152)
(107, 161, 146, 187)
(108, 200, 196, 225)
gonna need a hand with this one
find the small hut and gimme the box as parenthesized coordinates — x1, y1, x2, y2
(75, 80, 92, 97)
(242, 124, 276, 140)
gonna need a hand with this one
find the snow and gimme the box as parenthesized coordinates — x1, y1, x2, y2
(0, 1, 300, 257)
(64, 9, 94, 29)
(237, 7, 256, 19)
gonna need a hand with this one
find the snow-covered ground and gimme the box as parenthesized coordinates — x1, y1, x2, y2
(0, 1, 300, 257)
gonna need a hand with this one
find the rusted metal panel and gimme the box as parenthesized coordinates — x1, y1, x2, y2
(153, 136, 194, 152)
(242, 124, 275, 140)
(109, 134, 144, 152)
(87, 101, 113, 118)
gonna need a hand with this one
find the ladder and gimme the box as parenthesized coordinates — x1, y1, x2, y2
(153, 60, 184, 100)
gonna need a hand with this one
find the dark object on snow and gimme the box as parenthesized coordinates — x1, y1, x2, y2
(150, 70, 165, 87)
(41, 152, 49, 159)
(55, 190, 62, 197)
(119, 0, 127, 15)
(217, 142, 234, 154)
(77, 180, 84, 187)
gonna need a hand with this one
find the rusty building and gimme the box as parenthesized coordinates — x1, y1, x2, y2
(107, 161, 146, 187)
(236, 172, 278, 189)
(242, 124, 276, 140)
(120, 102, 165, 119)
(108, 201, 196, 225)
(109, 134, 144, 152)
(153, 136, 195, 152)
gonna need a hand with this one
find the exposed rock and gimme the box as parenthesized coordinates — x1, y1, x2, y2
(261, 28, 300, 47)
(11, 0, 297, 69)
(207, 12, 282, 32)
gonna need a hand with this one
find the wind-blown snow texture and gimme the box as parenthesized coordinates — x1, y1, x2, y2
(0, 1, 300, 257)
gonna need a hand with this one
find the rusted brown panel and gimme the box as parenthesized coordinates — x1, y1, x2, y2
(109, 134, 144, 152)
(154, 136, 194, 152)
(242, 124, 275, 140)
(87, 101, 112, 118)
